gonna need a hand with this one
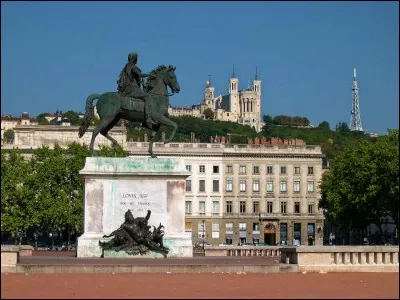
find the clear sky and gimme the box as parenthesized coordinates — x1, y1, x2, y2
(1, 1, 398, 134)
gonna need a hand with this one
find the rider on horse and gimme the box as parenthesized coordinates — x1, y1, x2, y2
(117, 52, 156, 128)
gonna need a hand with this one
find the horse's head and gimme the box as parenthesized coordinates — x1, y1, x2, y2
(165, 65, 180, 94)
(145, 65, 180, 96)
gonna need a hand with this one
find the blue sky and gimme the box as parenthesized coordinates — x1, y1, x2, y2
(1, 1, 398, 134)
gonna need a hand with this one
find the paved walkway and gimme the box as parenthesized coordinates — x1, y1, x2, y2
(1, 272, 398, 299)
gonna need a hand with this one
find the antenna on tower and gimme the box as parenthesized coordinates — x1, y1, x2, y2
(350, 67, 363, 132)
(255, 66, 259, 80)
(231, 65, 236, 78)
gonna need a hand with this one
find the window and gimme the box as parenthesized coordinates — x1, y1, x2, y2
(267, 166, 273, 174)
(253, 201, 259, 214)
(199, 165, 205, 173)
(267, 201, 273, 213)
(239, 165, 246, 174)
(280, 180, 287, 192)
(307, 181, 314, 193)
(199, 201, 205, 215)
(266, 181, 273, 192)
(252, 180, 260, 192)
(293, 181, 300, 193)
(185, 201, 192, 215)
(225, 223, 233, 233)
(239, 223, 247, 231)
(253, 223, 260, 231)
(294, 223, 301, 245)
(308, 201, 314, 214)
(185, 165, 192, 172)
(186, 180, 192, 192)
(281, 166, 286, 174)
(213, 166, 219, 173)
(212, 223, 220, 238)
(199, 180, 205, 192)
(226, 201, 232, 214)
(294, 166, 300, 174)
(226, 165, 233, 173)
(213, 180, 219, 192)
(294, 202, 300, 214)
(185, 222, 192, 233)
(212, 201, 220, 215)
(240, 201, 246, 214)
(226, 179, 233, 192)
(280, 201, 287, 214)
(253, 166, 260, 174)
(280, 223, 288, 244)
(239, 180, 246, 192)
(308, 167, 314, 175)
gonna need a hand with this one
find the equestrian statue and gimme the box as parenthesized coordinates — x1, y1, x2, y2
(78, 52, 180, 158)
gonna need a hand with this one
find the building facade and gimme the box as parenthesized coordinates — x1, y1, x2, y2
(126, 142, 325, 246)
(168, 70, 264, 132)
(1, 113, 38, 139)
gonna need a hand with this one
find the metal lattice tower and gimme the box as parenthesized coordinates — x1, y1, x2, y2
(350, 67, 363, 131)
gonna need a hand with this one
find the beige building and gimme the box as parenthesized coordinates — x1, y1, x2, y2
(169, 70, 264, 132)
(3, 125, 126, 151)
(126, 142, 325, 246)
(1, 113, 38, 139)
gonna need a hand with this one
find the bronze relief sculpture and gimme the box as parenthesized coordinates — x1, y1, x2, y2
(99, 209, 169, 258)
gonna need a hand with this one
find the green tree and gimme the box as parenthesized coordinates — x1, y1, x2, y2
(203, 108, 214, 120)
(335, 121, 350, 135)
(36, 113, 51, 125)
(319, 129, 399, 241)
(318, 121, 330, 131)
(62, 110, 81, 125)
(263, 115, 273, 125)
(3, 129, 15, 142)
(1, 150, 37, 243)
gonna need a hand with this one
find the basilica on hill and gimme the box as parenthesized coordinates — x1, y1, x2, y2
(168, 68, 264, 132)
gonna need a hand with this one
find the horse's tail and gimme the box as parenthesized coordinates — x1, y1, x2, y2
(78, 94, 101, 138)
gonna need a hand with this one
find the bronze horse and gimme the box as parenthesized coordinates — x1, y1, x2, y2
(78, 65, 180, 157)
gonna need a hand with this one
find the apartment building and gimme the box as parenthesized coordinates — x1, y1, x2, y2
(126, 142, 325, 246)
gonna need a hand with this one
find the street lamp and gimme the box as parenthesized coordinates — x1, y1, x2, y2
(202, 220, 205, 251)
(33, 231, 38, 249)
(49, 232, 54, 250)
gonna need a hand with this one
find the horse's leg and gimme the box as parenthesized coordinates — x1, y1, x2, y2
(148, 124, 161, 158)
(90, 117, 115, 156)
(157, 115, 178, 144)
(100, 116, 122, 155)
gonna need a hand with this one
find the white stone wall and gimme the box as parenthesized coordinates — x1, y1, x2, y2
(12, 125, 127, 149)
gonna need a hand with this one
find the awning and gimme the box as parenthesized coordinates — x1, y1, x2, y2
(252, 234, 260, 239)
(225, 233, 233, 239)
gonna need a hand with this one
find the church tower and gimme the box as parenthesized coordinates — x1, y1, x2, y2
(252, 66, 262, 121)
(229, 65, 239, 114)
(204, 76, 215, 110)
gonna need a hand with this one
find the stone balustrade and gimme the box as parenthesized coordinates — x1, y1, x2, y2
(1, 246, 20, 273)
(204, 246, 280, 257)
(1, 245, 34, 273)
(280, 246, 399, 272)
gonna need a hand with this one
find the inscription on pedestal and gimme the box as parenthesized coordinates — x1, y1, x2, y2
(103, 180, 167, 234)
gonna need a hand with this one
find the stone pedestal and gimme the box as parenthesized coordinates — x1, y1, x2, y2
(77, 156, 192, 258)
